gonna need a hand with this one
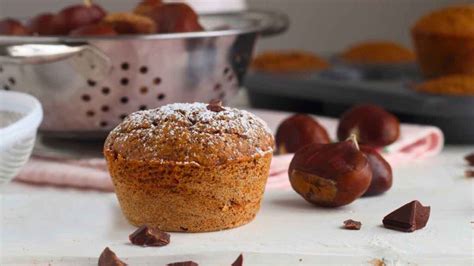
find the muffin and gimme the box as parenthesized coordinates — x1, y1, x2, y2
(340, 41, 415, 64)
(415, 74, 474, 96)
(412, 5, 474, 77)
(104, 102, 274, 232)
(252, 50, 330, 73)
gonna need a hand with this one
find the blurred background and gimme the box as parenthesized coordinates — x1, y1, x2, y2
(0, 0, 471, 53)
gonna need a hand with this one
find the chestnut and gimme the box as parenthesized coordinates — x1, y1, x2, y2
(337, 104, 400, 147)
(288, 137, 372, 207)
(27, 13, 56, 35)
(52, 3, 106, 35)
(0, 18, 30, 36)
(360, 145, 392, 196)
(275, 114, 330, 154)
(70, 24, 117, 36)
(145, 3, 204, 33)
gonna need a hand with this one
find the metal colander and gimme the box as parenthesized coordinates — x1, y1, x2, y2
(0, 11, 288, 139)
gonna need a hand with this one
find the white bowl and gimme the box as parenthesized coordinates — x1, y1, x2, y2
(0, 91, 43, 185)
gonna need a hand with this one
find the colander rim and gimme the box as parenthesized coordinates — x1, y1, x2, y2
(0, 9, 288, 42)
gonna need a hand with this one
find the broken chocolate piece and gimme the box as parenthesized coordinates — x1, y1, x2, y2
(383, 200, 430, 232)
(343, 219, 362, 230)
(98, 247, 127, 266)
(231, 254, 243, 266)
(465, 153, 474, 166)
(465, 170, 474, 178)
(206, 99, 225, 112)
(129, 225, 170, 247)
(167, 261, 198, 266)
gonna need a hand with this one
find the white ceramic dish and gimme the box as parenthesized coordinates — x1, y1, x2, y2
(0, 90, 43, 185)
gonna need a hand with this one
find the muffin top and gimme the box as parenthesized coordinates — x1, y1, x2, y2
(104, 102, 274, 166)
(412, 5, 474, 37)
(252, 51, 330, 72)
(340, 41, 415, 64)
(415, 74, 474, 96)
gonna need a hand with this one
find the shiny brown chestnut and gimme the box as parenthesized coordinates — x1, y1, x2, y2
(70, 23, 117, 36)
(27, 13, 56, 35)
(0, 18, 30, 36)
(52, 3, 106, 35)
(337, 104, 400, 147)
(360, 145, 392, 196)
(276, 114, 330, 154)
(145, 3, 203, 33)
(288, 137, 372, 207)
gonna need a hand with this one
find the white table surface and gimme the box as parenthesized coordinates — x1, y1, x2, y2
(1, 104, 473, 265)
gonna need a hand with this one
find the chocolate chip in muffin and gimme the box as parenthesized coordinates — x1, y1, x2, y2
(343, 219, 362, 230)
(129, 225, 170, 247)
(231, 254, 243, 266)
(98, 247, 127, 266)
(206, 99, 224, 112)
(167, 261, 198, 266)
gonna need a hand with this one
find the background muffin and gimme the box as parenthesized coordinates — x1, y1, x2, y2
(340, 41, 415, 64)
(252, 50, 330, 73)
(104, 102, 274, 232)
(415, 74, 474, 96)
(412, 5, 474, 78)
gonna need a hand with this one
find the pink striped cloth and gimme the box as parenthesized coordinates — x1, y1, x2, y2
(15, 111, 444, 191)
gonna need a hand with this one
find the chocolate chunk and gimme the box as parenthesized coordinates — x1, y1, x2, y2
(465, 153, 474, 166)
(167, 261, 198, 266)
(98, 247, 127, 266)
(383, 200, 430, 232)
(206, 99, 225, 112)
(343, 219, 361, 230)
(465, 170, 474, 178)
(231, 254, 243, 266)
(129, 225, 170, 247)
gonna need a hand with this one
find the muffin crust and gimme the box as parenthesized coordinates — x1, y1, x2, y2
(104, 103, 274, 232)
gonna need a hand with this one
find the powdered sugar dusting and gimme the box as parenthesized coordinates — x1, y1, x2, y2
(105, 103, 274, 166)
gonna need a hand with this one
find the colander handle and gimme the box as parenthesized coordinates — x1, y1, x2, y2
(259, 10, 290, 37)
(0, 43, 112, 81)
(0, 44, 106, 64)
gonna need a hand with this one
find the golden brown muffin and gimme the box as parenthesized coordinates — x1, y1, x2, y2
(103, 12, 157, 34)
(340, 41, 415, 64)
(415, 74, 474, 96)
(134, 0, 162, 16)
(104, 102, 274, 232)
(252, 51, 330, 73)
(412, 5, 474, 77)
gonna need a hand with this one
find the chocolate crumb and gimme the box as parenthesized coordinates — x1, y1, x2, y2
(206, 99, 225, 112)
(343, 219, 361, 230)
(129, 225, 170, 247)
(383, 200, 430, 232)
(167, 261, 198, 266)
(465, 170, 474, 178)
(98, 247, 127, 266)
(465, 153, 474, 166)
(231, 254, 243, 266)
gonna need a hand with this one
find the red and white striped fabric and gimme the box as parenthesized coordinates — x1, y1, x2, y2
(15, 110, 444, 191)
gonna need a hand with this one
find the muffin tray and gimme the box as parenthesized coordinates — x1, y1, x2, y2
(245, 66, 474, 144)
